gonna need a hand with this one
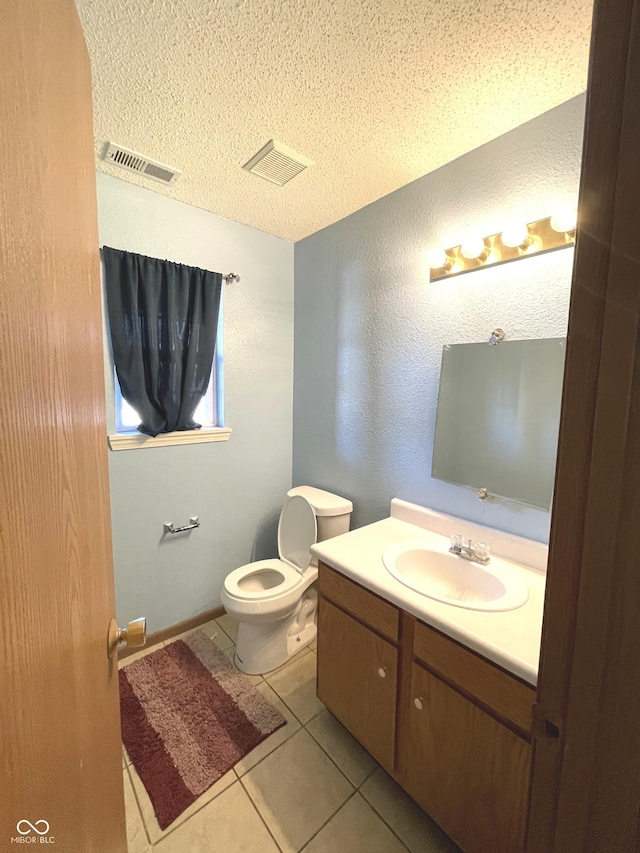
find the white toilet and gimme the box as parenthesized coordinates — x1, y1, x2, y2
(221, 486, 353, 674)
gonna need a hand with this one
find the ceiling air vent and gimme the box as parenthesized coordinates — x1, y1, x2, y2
(243, 140, 313, 186)
(103, 142, 182, 186)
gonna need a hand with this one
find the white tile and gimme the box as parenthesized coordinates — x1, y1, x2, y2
(263, 645, 311, 677)
(164, 623, 234, 655)
(360, 768, 460, 853)
(302, 793, 408, 853)
(234, 682, 301, 776)
(199, 618, 234, 650)
(154, 781, 279, 853)
(243, 728, 353, 853)
(306, 709, 377, 787)
(123, 768, 151, 853)
(266, 650, 324, 724)
(128, 760, 236, 844)
(216, 613, 239, 643)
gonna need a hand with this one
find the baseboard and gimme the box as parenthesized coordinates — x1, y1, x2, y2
(118, 605, 226, 660)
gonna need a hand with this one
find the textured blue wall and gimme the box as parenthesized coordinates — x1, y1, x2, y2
(293, 95, 586, 543)
(97, 173, 294, 633)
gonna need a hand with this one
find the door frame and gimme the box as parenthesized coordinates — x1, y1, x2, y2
(528, 0, 640, 848)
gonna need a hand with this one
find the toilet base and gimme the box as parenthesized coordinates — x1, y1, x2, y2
(233, 589, 317, 675)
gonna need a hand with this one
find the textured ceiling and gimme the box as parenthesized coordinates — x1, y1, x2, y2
(76, 0, 592, 242)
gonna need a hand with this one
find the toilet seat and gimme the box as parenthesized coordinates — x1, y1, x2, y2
(223, 559, 303, 602)
(223, 495, 318, 603)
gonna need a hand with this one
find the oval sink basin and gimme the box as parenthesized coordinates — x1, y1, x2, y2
(382, 541, 529, 612)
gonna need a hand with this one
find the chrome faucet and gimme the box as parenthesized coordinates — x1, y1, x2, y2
(449, 535, 490, 566)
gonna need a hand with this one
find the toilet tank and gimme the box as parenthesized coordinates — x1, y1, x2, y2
(287, 486, 353, 542)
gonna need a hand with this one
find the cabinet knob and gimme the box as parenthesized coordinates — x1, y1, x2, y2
(377, 666, 388, 678)
(414, 696, 424, 710)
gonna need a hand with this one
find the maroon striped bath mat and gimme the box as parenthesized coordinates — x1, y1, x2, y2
(119, 630, 286, 829)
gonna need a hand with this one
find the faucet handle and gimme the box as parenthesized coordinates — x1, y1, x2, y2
(450, 534, 462, 549)
(475, 542, 490, 560)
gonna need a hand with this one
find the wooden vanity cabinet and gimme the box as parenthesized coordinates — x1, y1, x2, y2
(317, 566, 400, 772)
(317, 562, 535, 853)
(317, 597, 398, 771)
(403, 661, 531, 853)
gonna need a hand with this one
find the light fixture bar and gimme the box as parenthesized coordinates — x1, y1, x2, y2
(429, 213, 576, 282)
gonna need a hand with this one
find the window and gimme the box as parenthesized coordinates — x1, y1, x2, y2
(114, 295, 226, 435)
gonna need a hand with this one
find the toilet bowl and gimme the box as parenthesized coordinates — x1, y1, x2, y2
(221, 486, 353, 675)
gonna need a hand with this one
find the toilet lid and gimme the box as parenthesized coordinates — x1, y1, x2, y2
(278, 495, 317, 573)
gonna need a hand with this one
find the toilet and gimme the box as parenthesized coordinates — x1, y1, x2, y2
(221, 486, 353, 674)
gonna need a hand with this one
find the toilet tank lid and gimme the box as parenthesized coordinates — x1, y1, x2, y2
(287, 486, 353, 517)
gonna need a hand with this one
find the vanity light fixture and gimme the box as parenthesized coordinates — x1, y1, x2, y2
(550, 205, 577, 236)
(460, 237, 491, 261)
(427, 247, 454, 270)
(500, 222, 540, 252)
(429, 209, 577, 282)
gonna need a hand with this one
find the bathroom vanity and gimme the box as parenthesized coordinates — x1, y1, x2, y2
(311, 500, 546, 853)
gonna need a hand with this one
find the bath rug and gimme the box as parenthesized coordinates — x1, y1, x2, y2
(119, 630, 286, 829)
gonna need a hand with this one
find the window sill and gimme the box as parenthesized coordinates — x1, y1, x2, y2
(108, 427, 232, 451)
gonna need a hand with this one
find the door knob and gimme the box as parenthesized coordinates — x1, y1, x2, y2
(377, 666, 388, 678)
(108, 617, 146, 658)
(414, 696, 425, 710)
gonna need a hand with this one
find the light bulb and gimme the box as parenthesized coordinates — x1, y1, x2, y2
(460, 237, 487, 260)
(550, 206, 577, 234)
(428, 247, 448, 269)
(501, 223, 530, 249)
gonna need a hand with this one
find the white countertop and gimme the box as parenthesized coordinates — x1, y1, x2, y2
(311, 509, 546, 686)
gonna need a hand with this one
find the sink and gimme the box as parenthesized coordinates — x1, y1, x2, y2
(382, 541, 529, 612)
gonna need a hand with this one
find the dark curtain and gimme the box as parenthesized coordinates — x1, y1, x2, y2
(102, 246, 223, 437)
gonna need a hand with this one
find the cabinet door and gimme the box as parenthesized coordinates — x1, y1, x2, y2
(403, 662, 531, 853)
(317, 597, 398, 771)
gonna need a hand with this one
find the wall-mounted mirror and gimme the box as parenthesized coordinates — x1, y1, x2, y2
(432, 337, 566, 510)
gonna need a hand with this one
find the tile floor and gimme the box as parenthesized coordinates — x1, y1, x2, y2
(120, 616, 461, 853)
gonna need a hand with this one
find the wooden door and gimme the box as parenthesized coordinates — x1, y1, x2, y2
(404, 663, 531, 853)
(317, 597, 398, 771)
(527, 0, 640, 849)
(0, 2, 127, 851)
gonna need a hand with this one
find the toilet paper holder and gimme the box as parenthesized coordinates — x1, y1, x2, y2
(164, 516, 200, 534)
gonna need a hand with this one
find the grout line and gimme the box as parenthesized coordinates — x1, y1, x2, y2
(238, 776, 286, 853)
(213, 619, 235, 646)
(302, 708, 379, 793)
(147, 777, 239, 847)
(358, 780, 416, 853)
(233, 727, 299, 779)
(128, 759, 238, 846)
(297, 790, 360, 852)
(357, 763, 377, 789)
(231, 685, 304, 779)
(298, 714, 410, 851)
(271, 691, 319, 728)
(237, 726, 355, 852)
(124, 761, 153, 848)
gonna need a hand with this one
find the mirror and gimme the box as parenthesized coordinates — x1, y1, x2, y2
(432, 337, 566, 510)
